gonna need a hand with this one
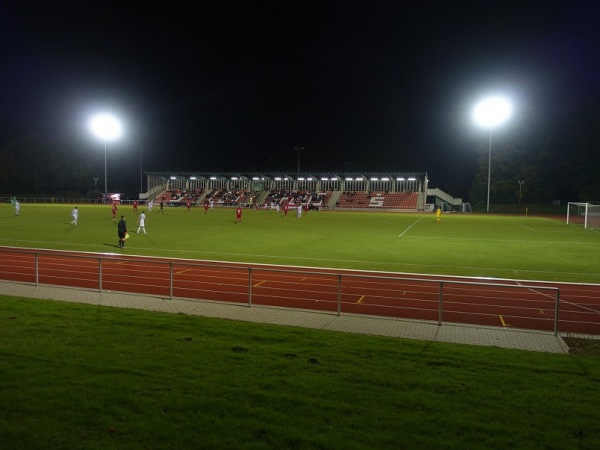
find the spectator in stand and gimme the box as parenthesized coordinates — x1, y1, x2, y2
(117, 215, 128, 248)
(70, 206, 79, 225)
(112, 202, 118, 221)
(133, 200, 138, 212)
(235, 207, 242, 224)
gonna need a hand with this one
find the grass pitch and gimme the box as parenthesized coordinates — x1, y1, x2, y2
(1, 203, 599, 283)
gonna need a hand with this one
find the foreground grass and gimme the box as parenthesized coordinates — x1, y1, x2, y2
(1, 296, 599, 449)
(1, 204, 599, 283)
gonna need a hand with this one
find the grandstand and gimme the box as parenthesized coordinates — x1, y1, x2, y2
(142, 172, 463, 212)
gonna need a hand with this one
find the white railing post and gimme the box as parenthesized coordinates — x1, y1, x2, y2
(337, 274, 342, 316)
(169, 262, 173, 300)
(248, 267, 253, 307)
(35, 252, 39, 287)
(438, 281, 444, 326)
(554, 289, 560, 336)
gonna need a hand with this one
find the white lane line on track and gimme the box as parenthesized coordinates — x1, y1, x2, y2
(515, 280, 600, 314)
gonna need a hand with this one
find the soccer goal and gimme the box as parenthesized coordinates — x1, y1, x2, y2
(566, 202, 600, 229)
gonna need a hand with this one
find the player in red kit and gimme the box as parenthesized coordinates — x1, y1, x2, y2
(112, 202, 118, 221)
(283, 202, 288, 218)
(236, 207, 242, 224)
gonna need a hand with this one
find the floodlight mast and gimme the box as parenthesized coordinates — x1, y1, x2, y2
(89, 114, 123, 203)
(473, 97, 512, 212)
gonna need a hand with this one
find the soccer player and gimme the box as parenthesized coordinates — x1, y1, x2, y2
(283, 202, 288, 218)
(187, 200, 191, 211)
(70, 206, 79, 225)
(436, 206, 442, 223)
(204, 201, 209, 214)
(236, 207, 242, 224)
(15, 200, 20, 216)
(137, 210, 147, 234)
(133, 200, 138, 212)
(112, 202, 118, 221)
(148, 200, 153, 212)
(117, 215, 128, 248)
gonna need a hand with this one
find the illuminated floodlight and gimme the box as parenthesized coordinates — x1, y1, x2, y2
(307, 177, 313, 181)
(408, 177, 416, 181)
(331, 178, 338, 182)
(473, 96, 512, 128)
(170, 176, 176, 180)
(370, 177, 378, 181)
(89, 114, 123, 142)
(382, 177, 389, 181)
(345, 177, 353, 181)
(321, 177, 329, 181)
(89, 113, 123, 202)
(356, 177, 363, 181)
(397, 177, 405, 181)
(231, 177, 238, 180)
(275, 177, 282, 181)
(252, 177, 259, 180)
(189, 176, 197, 180)
(298, 177, 305, 181)
(210, 176, 217, 180)
(473, 95, 513, 212)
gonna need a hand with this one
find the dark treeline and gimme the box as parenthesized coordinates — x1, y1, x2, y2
(469, 105, 600, 205)
(0, 133, 143, 198)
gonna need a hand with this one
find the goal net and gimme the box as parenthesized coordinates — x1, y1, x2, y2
(566, 202, 600, 229)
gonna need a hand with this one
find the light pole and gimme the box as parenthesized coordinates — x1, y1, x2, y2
(518, 179, 525, 205)
(473, 96, 512, 212)
(89, 114, 123, 203)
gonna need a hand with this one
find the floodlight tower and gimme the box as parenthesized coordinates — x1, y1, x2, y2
(473, 96, 512, 212)
(89, 114, 123, 203)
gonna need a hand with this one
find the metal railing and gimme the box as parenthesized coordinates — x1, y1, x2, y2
(0, 247, 562, 335)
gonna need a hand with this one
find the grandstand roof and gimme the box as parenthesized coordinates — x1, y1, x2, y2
(145, 171, 428, 182)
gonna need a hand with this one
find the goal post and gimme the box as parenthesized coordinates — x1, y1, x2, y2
(567, 202, 600, 229)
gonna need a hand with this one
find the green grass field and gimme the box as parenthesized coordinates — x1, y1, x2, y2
(2, 204, 600, 448)
(1, 296, 599, 449)
(2, 203, 599, 283)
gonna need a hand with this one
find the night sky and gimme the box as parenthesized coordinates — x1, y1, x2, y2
(1, 1, 599, 198)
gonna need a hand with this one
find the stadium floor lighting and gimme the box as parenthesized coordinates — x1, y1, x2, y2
(89, 114, 123, 203)
(473, 96, 512, 212)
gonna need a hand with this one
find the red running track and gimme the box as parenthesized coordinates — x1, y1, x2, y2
(1, 247, 599, 336)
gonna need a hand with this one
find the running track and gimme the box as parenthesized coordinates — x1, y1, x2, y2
(1, 247, 599, 336)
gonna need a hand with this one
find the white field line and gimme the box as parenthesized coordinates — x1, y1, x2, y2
(398, 217, 423, 238)
(512, 221, 536, 232)
(1, 237, 599, 278)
